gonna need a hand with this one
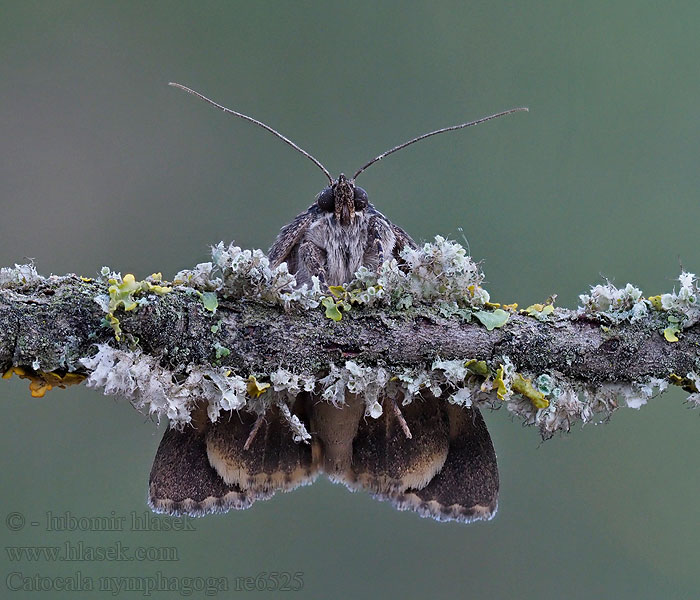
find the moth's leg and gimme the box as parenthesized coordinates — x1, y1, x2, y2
(244, 400, 311, 451)
(297, 239, 328, 286)
(387, 395, 412, 439)
(243, 412, 267, 450)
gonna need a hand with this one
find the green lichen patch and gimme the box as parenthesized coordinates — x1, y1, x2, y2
(473, 308, 510, 331)
(523, 302, 555, 321)
(321, 296, 345, 321)
(213, 343, 230, 360)
(200, 291, 219, 313)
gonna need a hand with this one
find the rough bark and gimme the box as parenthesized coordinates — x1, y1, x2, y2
(1, 275, 697, 386)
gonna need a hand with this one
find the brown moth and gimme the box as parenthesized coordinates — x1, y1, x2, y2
(149, 84, 526, 522)
(150, 393, 499, 523)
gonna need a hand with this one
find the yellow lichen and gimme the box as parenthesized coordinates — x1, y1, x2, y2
(246, 376, 270, 398)
(668, 373, 698, 393)
(105, 273, 172, 339)
(2, 367, 86, 398)
(523, 303, 555, 319)
(106, 314, 123, 341)
(663, 326, 680, 343)
(493, 365, 508, 401)
(465, 359, 489, 377)
(512, 373, 549, 409)
(647, 295, 663, 310)
(328, 285, 346, 298)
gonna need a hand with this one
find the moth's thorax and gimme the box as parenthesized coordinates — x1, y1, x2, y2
(307, 210, 373, 286)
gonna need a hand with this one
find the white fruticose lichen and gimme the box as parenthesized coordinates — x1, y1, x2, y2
(395, 368, 443, 400)
(576, 271, 700, 334)
(501, 375, 673, 437)
(277, 402, 312, 443)
(578, 282, 648, 323)
(81, 344, 197, 424)
(167, 236, 488, 313)
(80, 344, 316, 437)
(431, 359, 470, 386)
(207, 242, 322, 310)
(0, 263, 43, 287)
(658, 272, 700, 326)
(77, 341, 695, 439)
(349, 236, 488, 310)
(319, 361, 391, 418)
(81, 344, 258, 426)
(269, 367, 315, 401)
(171, 244, 322, 310)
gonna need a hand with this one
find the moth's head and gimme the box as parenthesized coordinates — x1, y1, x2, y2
(316, 173, 369, 226)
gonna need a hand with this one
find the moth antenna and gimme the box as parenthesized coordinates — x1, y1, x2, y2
(352, 106, 529, 180)
(169, 82, 333, 184)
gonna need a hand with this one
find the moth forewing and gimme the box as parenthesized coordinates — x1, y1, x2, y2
(267, 205, 319, 272)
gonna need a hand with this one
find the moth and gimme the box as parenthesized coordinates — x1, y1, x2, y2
(149, 84, 526, 522)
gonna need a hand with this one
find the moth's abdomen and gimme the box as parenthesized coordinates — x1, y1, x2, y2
(309, 394, 364, 477)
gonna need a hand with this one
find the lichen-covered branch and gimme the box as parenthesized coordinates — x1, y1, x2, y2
(1, 238, 698, 438)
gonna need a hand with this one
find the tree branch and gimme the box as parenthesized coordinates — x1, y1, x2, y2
(1, 239, 698, 438)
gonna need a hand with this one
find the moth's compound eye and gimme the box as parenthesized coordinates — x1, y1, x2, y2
(353, 186, 368, 211)
(317, 186, 334, 212)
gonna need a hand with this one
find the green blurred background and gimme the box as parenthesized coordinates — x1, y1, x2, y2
(1, 2, 698, 598)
